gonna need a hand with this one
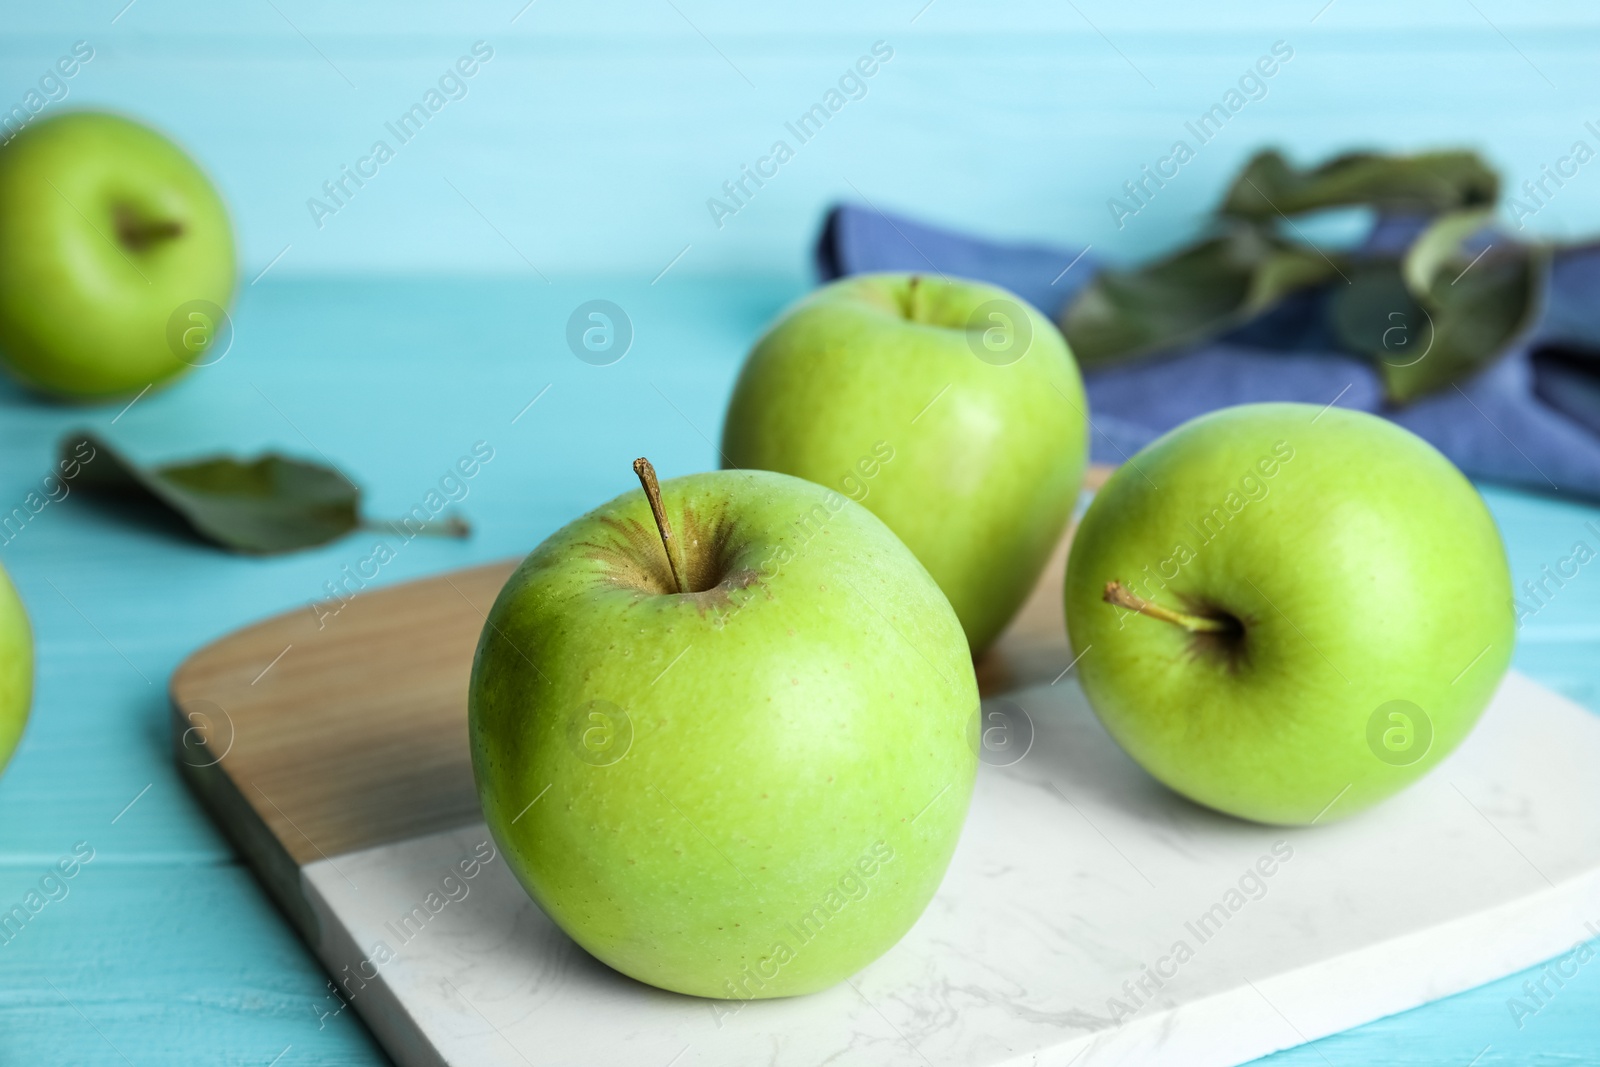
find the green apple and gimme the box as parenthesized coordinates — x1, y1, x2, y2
(722, 272, 1088, 654)
(469, 461, 978, 999)
(0, 564, 33, 776)
(0, 111, 235, 400)
(1064, 403, 1513, 825)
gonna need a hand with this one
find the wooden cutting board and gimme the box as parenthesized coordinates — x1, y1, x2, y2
(169, 470, 1600, 1067)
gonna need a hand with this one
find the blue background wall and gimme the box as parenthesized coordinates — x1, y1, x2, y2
(8, 0, 1600, 279)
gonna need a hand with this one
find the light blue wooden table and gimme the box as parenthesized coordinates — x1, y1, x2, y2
(2, 1, 1599, 1063)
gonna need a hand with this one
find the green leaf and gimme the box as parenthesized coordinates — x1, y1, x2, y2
(1328, 264, 1430, 378)
(1221, 149, 1499, 220)
(1064, 146, 1535, 399)
(1330, 243, 1545, 403)
(1402, 209, 1494, 296)
(62, 433, 470, 554)
(1060, 224, 1340, 365)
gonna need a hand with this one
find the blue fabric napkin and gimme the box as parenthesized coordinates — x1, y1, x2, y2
(817, 204, 1600, 499)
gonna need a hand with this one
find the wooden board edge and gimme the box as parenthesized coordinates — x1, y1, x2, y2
(170, 683, 322, 944)
(168, 558, 522, 867)
(166, 558, 522, 697)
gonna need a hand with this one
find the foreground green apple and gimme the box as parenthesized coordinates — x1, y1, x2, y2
(0, 111, 235, 400)
(0, 565, 33, 776)
(1065, 403, 1513, 825)
(470, 461, 978, 998)
(723, 273, 1088, 654)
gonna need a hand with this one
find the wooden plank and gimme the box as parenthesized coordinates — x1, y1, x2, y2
(0, 862, 385, 1066)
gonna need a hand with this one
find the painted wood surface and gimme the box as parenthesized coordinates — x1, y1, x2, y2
(5, 2, 1600, 278)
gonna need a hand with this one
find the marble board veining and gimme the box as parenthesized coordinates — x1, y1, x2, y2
(299, 670, 1600, 1067)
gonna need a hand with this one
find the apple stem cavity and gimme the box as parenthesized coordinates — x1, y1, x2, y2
(633, 457, 687, 595)
(113, 205, 184, 252)
(1102, 581, 1235, 634)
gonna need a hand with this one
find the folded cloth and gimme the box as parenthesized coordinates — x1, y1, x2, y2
(817, 204, 1600, 499)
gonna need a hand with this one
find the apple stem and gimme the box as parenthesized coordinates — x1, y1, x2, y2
(904, 274, 923, 320)
(114, 206, 184, 251)
(1102, 581, 1233, 634)
(633, 457, 686, 595)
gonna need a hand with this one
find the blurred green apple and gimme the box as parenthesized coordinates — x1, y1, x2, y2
(0, 564, 33, 777)
(1065, 403, 1513, 824)
(470, 462, 978, 998)
(723, 273, 1088, 654)
(0, 111, 235, 400)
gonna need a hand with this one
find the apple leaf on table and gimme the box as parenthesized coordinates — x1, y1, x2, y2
(1400, 209, 1495, 294)
(1219, 149, 1499, 219)
(60, 432, 468, 555)
(1329, 213, 1546, 402)
(1058, 146, 1546, 404)
(1060, 224, 1341, 366)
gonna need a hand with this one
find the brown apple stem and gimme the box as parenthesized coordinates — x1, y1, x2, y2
(1102, 580, 1232, 634)
(114, 206, 184, 251)
(633, 457, 686, 594)
(903, 274, 923, 320)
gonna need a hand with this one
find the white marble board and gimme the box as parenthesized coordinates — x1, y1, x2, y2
(297, 671, 1600, 1067)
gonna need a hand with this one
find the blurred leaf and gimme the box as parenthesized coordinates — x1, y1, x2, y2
(1060, 225, 1340, 365)
(1066, 146, 1539, 400)
(62, 433, 469, 554)
(1328, 265, 1429, 380)
(1221, 149, 1499, 220)
(1331, 244, 1545, 403)
(1402, 209, 1493, 295)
